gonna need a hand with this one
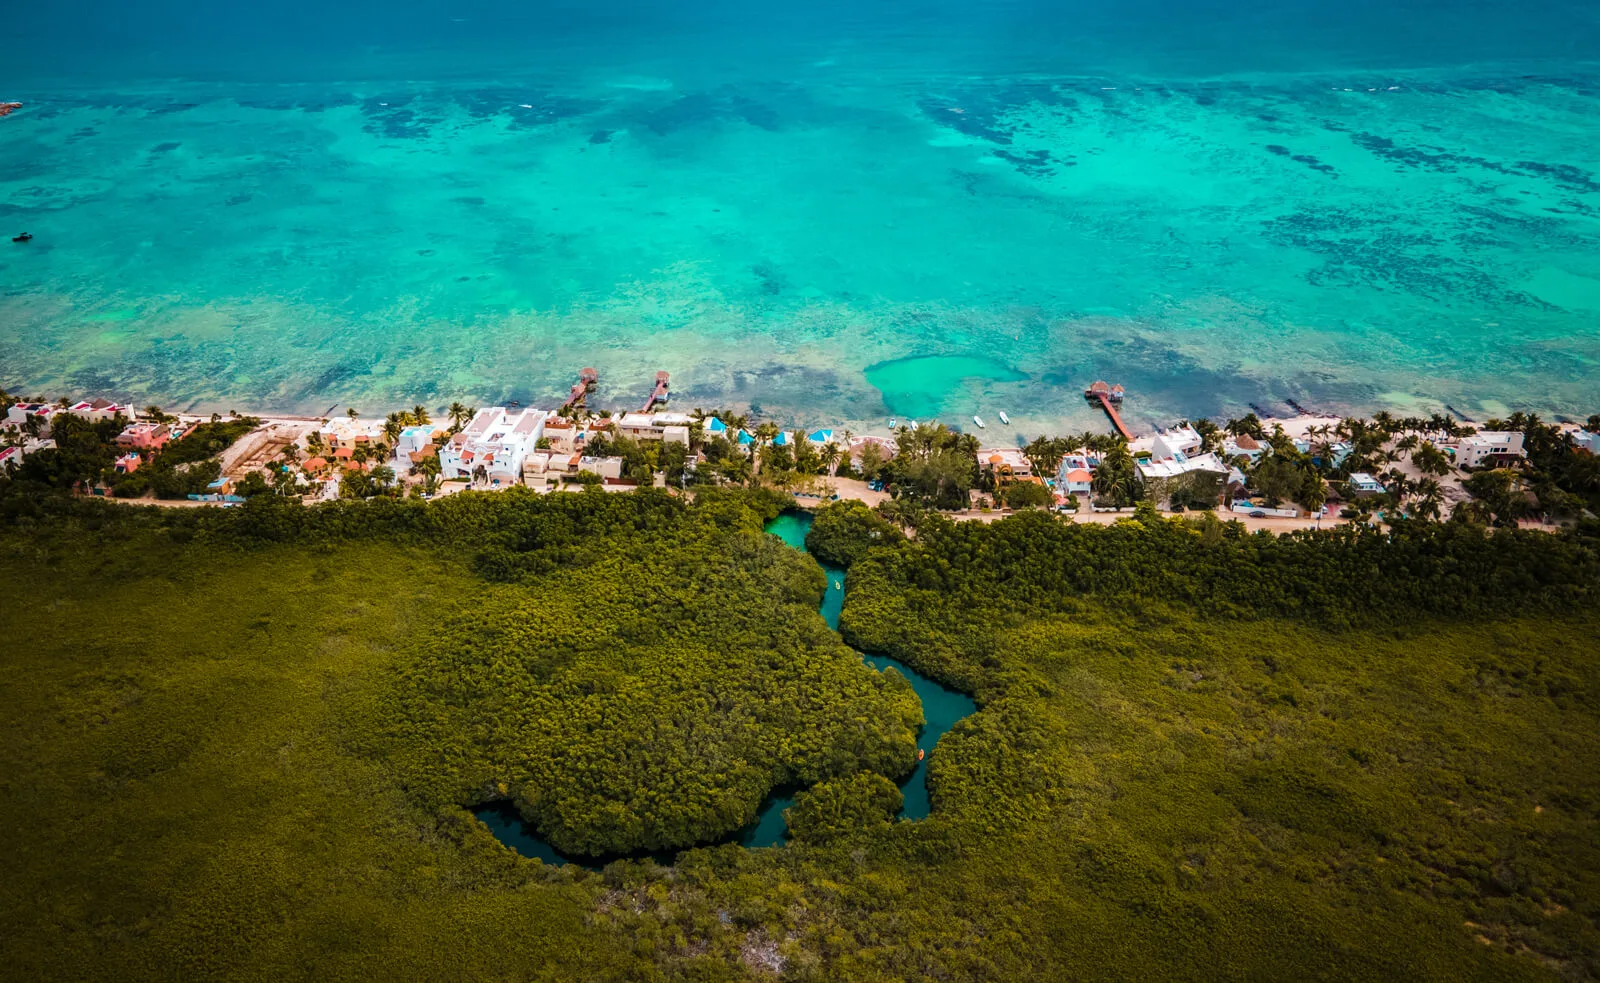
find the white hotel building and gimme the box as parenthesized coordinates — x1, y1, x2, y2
(439, 407, 547, 486)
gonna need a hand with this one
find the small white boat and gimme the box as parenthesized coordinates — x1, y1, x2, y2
(998, 411, 1011, 425)
(889, 418, 897, 428)
(973, 415, 986, 429)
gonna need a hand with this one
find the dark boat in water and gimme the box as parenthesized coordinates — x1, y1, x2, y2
(12, 232, 32, 243)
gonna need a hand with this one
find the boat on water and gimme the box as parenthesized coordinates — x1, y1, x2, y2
(998, 411, 1011, 425)
(917, 749, 926, 761)
(11, 232, 32, 243)
(888, 418, 896, 429)
(0, 103, 22, 118)
(973, 415, 986, 429)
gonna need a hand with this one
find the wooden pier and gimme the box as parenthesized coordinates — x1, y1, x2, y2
(563, 367, 598, 409)
(1084, 381, 1132, 440)
(640, 371, 670, 412)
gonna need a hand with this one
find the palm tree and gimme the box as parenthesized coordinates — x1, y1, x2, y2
(370, 464, 395, 491)
(448, 402, 469, 428)
(1381, 470, 1411, 501)
(272, 466, 299, 497)
(346, 407, 359, 420)
(383, 419, 402, 444)
(411, 404, 430, 426)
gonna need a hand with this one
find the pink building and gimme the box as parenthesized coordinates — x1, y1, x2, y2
(114, 452, 141, 474)
(115, 422, 173, 452)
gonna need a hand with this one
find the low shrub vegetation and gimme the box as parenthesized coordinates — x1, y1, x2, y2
(1, 488, 1596, 980)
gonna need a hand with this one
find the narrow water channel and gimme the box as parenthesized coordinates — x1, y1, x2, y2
(473, 509, 976, 867)
(763, 511, 977, 823)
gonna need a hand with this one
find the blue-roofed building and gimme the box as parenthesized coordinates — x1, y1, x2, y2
(772, 431, 794, 447)
(806, 428, 835, 446)
(705, 417, 728, 437)
(737, 429, 758, 446)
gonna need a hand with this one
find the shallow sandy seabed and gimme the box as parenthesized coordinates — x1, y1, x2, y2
(2, 71, 1597, 431)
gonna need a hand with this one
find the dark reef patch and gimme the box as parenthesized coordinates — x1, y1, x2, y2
(1264, 144, 1336, 176)
(993, 148, 1071, 178)
(1261, 206, 1551, 309)
(359, 96, 440, 140)
(302, 360, 373, 397)
(623, 88, 785, 137)
(751, 263, 787, 296)
(453, 88, 605, 130)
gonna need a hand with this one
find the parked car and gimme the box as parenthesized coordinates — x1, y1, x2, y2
(1249, 510, 1267, 518)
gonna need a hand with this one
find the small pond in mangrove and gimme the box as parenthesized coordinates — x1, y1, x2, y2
(473, 510, 976, 867)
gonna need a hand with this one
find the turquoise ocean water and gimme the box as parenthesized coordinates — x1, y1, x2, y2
(2, 0, 1598, 431)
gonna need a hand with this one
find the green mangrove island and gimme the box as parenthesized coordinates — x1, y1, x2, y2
(2, 486, 1598, 981)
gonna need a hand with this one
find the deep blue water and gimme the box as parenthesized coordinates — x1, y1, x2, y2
(9, 0, 1599, 83)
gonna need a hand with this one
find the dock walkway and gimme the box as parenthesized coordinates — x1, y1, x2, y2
(1089, 391, 1132, 440)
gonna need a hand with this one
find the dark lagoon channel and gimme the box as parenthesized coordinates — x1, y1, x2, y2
(473, 510, 977, 868)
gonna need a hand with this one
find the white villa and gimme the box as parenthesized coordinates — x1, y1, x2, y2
(1137, 452, 1230, 483)
(66, 398, 134, 423)
(440, 407, 546, 486)
(1455, 431, 1526, 469)
(3, 402, 59, 431)
(1136, 451, 1230, 508)
(1150, 424, 1202, 461)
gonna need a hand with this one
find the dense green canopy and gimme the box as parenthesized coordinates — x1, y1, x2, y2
(2, 489, 1597, 980)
